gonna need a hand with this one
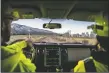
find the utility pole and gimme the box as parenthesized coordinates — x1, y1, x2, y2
(68, 30, 71, 37)
(28, 28, 31, 38)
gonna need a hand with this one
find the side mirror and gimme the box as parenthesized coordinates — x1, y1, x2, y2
(43, 23, 62, 29)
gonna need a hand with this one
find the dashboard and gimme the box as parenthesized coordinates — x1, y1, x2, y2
(32, 42, 95, 72)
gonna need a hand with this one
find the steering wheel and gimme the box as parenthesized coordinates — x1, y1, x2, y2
(9, 39, 36, 61)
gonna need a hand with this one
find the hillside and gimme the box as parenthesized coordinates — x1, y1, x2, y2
(11, 23, 57, 35)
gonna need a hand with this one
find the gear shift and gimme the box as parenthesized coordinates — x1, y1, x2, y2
(56, 66, 63, 72)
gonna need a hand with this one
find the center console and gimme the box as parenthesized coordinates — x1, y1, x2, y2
(34, 42, 95, 72)
(44, 47, 61, 67)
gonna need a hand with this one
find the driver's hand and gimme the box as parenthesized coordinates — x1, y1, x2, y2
(23, 37, 35, 60)
(24, 37, 35, 47)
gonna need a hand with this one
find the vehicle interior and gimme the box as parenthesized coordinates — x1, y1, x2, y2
(3, 0, 108, 72)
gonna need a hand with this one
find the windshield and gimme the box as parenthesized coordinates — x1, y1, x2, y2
(10, 18, 97, 45)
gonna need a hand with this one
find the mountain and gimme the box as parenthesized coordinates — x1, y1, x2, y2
(11, 23, 57, 35)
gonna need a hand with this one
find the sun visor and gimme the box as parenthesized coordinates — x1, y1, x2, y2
(68, 11, 98, 22)
(12, 8, 41, 19)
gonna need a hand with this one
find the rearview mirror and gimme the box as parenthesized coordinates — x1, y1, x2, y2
(43, 23, 62, 29)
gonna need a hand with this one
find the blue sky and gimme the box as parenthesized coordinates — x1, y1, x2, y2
(12, 18, 95, 34)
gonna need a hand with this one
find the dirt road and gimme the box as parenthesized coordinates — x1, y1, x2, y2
(9, 35, 96, 45)
(38, 36, 66, 43)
